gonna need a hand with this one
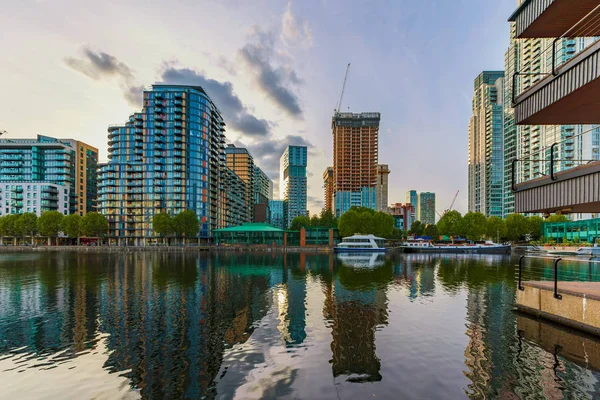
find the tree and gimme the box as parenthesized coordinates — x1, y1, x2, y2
(338, 207, 394, 238)
(505, 213, 529, 242)
(546, 214, 569, 222)
(424, 224, 439, 239)
(460, 212, 487, 241)
(319, 209, 337, 228)
(527, 216, 544, 240)
(38, 211, 64, 246)
(0, 215, 20, 245)
(153, 212, 173, 245)
(437, 210, 463, 237)
(290, 215, 311, 231)
(409, 220, 425, 236)
(80, 212, 108, 243)
(172, 210, 199, 244)
(310, 215, 320, 227)
(15, 212, 37, 244)
(485, 216, 507, 242)
(61, 214, 82, 245)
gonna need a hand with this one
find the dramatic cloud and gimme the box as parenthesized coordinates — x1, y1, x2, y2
(239, 28, 303, 118)
(64, 47, 143, 106)
(281, 2, 313, 48)
(160, 67, 270, 137)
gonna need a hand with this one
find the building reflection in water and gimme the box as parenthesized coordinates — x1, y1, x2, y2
(1, 252, 600, 398)
(324, 255, 393, 382)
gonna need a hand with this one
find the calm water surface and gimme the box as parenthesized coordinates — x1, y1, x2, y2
(1, 251, 600, 399)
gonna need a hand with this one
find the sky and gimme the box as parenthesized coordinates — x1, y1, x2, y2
(0, 0, 517, 216)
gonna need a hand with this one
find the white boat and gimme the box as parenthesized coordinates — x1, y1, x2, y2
(576, 246, 600, 256)
(334, 234, 387, 253)
(399, 239, 511, 254)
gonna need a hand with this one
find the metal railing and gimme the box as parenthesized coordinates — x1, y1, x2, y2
(517, 254, 600, 300)
(511, 125, 600, 190)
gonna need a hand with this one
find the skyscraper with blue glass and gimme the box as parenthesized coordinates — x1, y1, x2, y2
(280, 146, 307, 228)
(98, 84, 226, 244)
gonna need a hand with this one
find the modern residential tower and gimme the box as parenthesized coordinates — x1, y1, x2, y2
(323, 166, 334, 213)
(98, 84, 226, 243)
(332, 112, 380, 217)
(405, 190, 418, 222)
(418, 192, 436, 226)
(468, 71, 505, 218)
(280, 145, 307, 227)
(0, 135, 98, 216)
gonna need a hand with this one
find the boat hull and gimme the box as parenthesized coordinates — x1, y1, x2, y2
(400, 245, 511, 255)
(334, 247, 387, 253)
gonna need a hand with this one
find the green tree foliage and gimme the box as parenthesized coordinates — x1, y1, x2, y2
(38, 211, 64, 244)
(173, 210, 199, 240)
(409, 220, 425, 236)
(437, 210, 463, 237)
(546, 214, 569, 222)
(318, 209, 337, 228)
(0, 215, 20, 245)
(15, 212, 37, 238)
(153, 212, 173, 237)
(485, 216, 507, 241)
(460, 212, 487, 241)
(290, 215, 311, 230)
(310, 215, 320, 227)
(61, 214, 81, 242)
(527, 216, 544, 240)
(80, 212, 108, 238)
(424, 224, 439, 239)
(505, 213, 529, 242)
(338, 207, 394, 238)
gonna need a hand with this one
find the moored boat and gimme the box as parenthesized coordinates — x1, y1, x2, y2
(334, 234, 387, 253)
(399, 239, 511, 254)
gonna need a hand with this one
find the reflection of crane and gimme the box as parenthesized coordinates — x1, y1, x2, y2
(334, 63, 351, 115)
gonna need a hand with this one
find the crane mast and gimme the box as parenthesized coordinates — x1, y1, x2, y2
(334, 63, 351, 115)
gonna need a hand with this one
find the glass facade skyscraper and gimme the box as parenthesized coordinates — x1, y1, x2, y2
(468, 71, 505, 218)
(0, 135, 98, 216)
(268, 199, 286, 230)
(405, 190, 418, 222)
(418, 192, 436, 226)
(280, 145, 307, 228)
(98, 85, 226, 244)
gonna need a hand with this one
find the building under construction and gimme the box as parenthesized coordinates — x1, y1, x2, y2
(323, 166, 334, 213)
(332, 112, 380, 217)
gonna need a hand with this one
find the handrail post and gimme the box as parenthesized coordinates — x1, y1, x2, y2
(552, 38, 560, 76)
(518, 255, 525, 290)
(550, 143, 558, 181)
(512, 159, 518, 192)
(554, 257, 562, 300)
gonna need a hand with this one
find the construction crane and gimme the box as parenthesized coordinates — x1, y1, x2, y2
(444, 190, 460, 214)
(425, 198, 442, 219)
(334, 63, 351, 115)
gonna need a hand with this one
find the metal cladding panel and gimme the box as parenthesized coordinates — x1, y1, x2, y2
(515, 42, 600, 124)
(515, 170, 600, 213)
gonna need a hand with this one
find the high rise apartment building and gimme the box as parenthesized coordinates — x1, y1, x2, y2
(418, 192, 436, 226)
(98, 84, 226, 243)
(323, 166, 334, 213)
(221, 167, 247, 228)
(405, 190, 418, 221)
(0, 135, 98, 216)
(389, 203, 414, 231)
(268, 199, 286, 230)
(468, 71, 505, 218)
(332, 112, 380, 217)
(254, 165, 273, 206)
(280, 145, 307, 228)
(376, 164, 390, 212)
(225, 145, 255, 221)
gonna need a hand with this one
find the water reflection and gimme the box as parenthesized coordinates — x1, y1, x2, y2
(1, 252, 600, 399)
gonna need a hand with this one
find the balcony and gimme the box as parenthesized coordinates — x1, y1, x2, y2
(508, 0, 600, 38)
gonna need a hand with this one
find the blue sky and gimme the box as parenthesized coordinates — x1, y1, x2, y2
(0, 0, 517, 215)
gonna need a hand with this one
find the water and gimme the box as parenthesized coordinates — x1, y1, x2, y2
(1, 251, 600, 399)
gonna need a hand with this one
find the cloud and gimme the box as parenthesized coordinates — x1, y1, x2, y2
(281, 2, 313, 48)
(307, 196, 323, 210)
(239, 27, 303, 118)
(64, 47, 143, 107)
(160, 66, 270, 137)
